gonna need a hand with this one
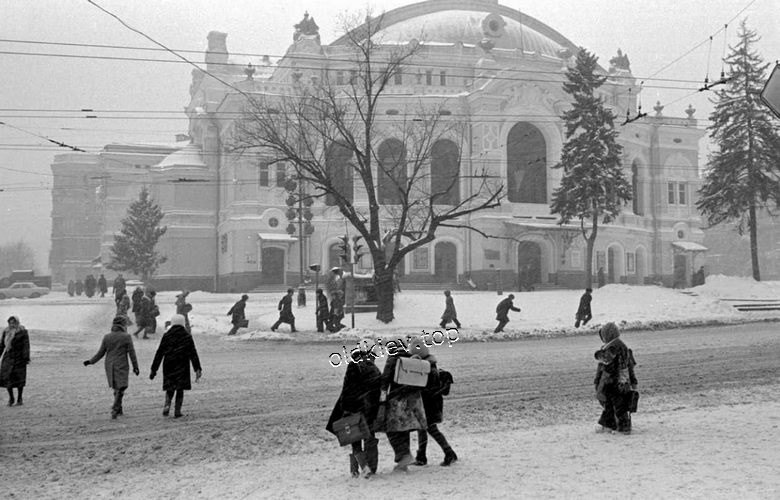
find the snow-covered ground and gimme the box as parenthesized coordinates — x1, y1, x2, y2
(2, 275, 780, 499)
(4, 275, 779, 343)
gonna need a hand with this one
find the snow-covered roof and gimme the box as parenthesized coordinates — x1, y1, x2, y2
(257, 232, 298, 242)
(156, 144, 206, 168)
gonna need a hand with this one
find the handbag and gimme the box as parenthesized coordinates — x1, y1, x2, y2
(238, 319, 249, 328)
(332, 413, 370, 446)
(393, 357, 430, 387)
(628, 390, 640, 413)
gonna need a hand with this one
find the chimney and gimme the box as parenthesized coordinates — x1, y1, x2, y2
(205, 31, 228, 72)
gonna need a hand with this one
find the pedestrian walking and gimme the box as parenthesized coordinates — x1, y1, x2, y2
(575, 288, 593, 328)
(113, 273, 126, 304)
(75, 279, 84, 296)
(409, 341, 458, 467)
(84, 274, 96, 298)
(378, 346, 428, 472)
(226, 294, 248, 336)
(175, 290, 192, 333)
(150, 315, 202, 418)
(116, 290, 132, 326)
(0, 316, 30, 406)
(494, 294, 521, 333)
(325, 348, 382, 478)
(328, 290, 346, 333)
(271, 288, 296, 332)
(97, 274, 108, 298)
(131, 286, 144, 323)
(439, 290, 461, 329)
(83, 316, 139, 419)
(593, 322, 638, 434)
(316, 288, 329, 333)
(131, 290, 154, 339)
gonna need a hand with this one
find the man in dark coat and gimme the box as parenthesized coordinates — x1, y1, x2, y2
(131, 286, 144, 321)
(271, 288, 296, 332)
(439, 290, 461, 329)
(113, 274, 126, 304)
(325, 349, 382, 478)
(226, 294, 248, 336)
(131, 290, 154, 339)
(84, 274, 96, 298)
(494, 294, 521, 333)
(84, 316, 139, 419)
(97, 274, 108, 298)
(0, 316, 30, 406)
(315, 288, 329, 333)
(150, 315, 202, 418)
(328, 290, 345, 333)
(575, 288, 593, 328)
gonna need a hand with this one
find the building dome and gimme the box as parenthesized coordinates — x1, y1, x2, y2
(330, 0, 578, 59)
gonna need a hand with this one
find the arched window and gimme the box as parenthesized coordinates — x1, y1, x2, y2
(507, 123, 547, 203)
(631, 160, 643, 215)
(431, 139, 460, 205)
(377, 139, 406, 205)
(325, 142, 354, 206)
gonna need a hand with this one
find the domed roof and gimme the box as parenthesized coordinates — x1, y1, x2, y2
(331, 0, 578, 59)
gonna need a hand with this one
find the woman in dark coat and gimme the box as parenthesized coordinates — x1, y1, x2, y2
(594, 322, 637, 434)
(409, 342, 458, 467)
(271, 288, 296, 333)
(0, 316, 30, 406)
(575, 288, 593, 328)
(150, 315, 202, 418)
(439, 290, 461, 329)
(379, 346, 427, 472)
(325, 349, 382, 478)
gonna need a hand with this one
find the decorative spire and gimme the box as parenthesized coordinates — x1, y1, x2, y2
(653, 101, 664, 117)
(685, 104, 696, 119)
(244, 62, 255, 80)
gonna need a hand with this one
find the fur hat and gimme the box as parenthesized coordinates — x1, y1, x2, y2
(169, 314, 186, 327)
(599, 322, 619, 343)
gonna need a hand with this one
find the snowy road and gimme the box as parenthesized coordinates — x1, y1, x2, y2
(2, 322, 780, 498)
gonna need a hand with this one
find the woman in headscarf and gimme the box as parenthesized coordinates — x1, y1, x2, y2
(150, 314, 202, 418)
(0, 316, 31, 406)
(593, 322, 638, 434)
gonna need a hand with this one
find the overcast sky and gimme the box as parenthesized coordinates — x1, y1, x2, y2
(1, 0, 777, 274)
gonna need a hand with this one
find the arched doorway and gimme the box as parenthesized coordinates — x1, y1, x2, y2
(434, 242, 457, 283)
(261, 247, 285, 284)
(517, 241, 542, 288)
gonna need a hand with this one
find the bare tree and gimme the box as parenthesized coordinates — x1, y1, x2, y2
(232, 13, 502, 322)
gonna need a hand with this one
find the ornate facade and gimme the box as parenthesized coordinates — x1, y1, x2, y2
(50, 0, 706, 291)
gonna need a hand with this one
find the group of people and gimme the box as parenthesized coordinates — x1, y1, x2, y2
(66, 274, 108, 298)
(83, 313, 202, 419)
(326, 337, 458, 478)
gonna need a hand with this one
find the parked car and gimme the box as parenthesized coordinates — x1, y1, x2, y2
(0, 282, 51, 299)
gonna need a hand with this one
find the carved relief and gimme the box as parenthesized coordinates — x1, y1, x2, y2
(501, 83, 557, 113)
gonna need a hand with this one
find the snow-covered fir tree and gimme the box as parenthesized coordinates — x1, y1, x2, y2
(550, 48, 631, 289)
(697, 20, 780, 281)
(107, 187, 167, 282)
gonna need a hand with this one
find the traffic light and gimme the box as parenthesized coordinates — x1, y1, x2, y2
(338, 235, 351, 263)
(351, 235, 364, 265)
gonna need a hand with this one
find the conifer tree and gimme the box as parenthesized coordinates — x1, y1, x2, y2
(550, 48, 631, 289)
(697, 20, 780, 281)
(107, 187, 167, 282)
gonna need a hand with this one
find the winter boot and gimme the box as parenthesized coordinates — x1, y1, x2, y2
(413, 451, 427, 466)
(163, 392, 172, 416)
(365, 438, 379, 474)
(441, 450, 458, 466)
(349, 454, 360, 478)
(173, 390, 184, 418)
